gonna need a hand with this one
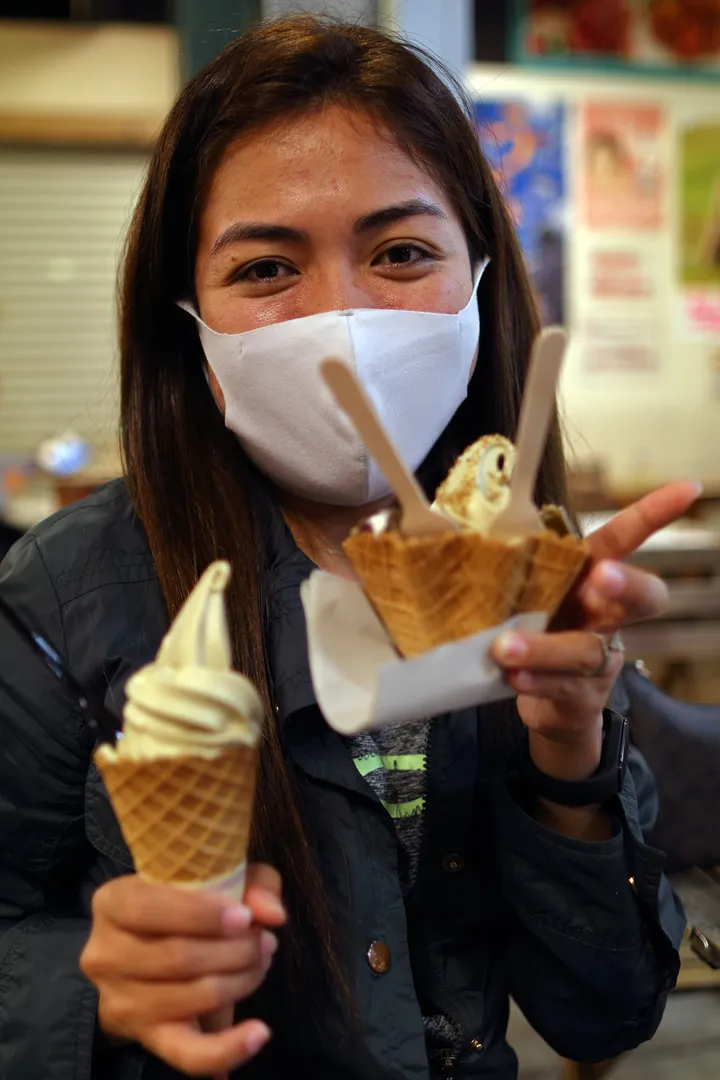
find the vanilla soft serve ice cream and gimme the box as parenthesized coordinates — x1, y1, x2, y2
(95, 561, 263, 898)
(99, 561, 262, 763)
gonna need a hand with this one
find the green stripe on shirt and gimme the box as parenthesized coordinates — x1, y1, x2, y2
(381, 796, 425, 819)
(346, 716, 430, 888)
(354, 753, 426, 777)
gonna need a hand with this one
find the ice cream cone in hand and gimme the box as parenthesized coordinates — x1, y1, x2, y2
(95, 561, 264, 1032)
(344, 435, 587, 657)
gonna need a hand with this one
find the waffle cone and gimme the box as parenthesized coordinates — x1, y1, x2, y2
(95, 744, 257, 895)
(516, 531, 588, 619)
(344, 529, 527, 658)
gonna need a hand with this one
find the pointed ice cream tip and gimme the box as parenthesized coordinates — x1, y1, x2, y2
(205, 561, 232, 592)
(98, 559, 264, 763)
(156, 561, 233, 671)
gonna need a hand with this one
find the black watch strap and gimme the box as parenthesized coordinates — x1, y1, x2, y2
(517, 709, 629, 807)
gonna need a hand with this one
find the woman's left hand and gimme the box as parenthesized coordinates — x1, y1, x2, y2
(490, 481, 701, 782)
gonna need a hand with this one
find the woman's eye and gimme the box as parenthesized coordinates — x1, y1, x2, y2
(374, 244, 434, 268)
(233, 259, 298, 283)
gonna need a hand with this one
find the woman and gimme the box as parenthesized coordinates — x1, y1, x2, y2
(0, 16, 692, 1080)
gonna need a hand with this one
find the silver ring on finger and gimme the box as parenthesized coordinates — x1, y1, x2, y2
(587, 631, 625, 678)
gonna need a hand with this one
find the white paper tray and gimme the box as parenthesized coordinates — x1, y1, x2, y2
(301, 570, 547, 735)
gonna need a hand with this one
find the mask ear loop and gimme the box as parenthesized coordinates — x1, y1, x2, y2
(176, 300, 217, 394)
(459, 257, 490, 312)
(176, 297, 199, 318)
(455, 257, 489, 316)
(474, 256, 491, 288)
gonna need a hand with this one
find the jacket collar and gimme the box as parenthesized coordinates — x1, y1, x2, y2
(262, 491, 318, 720)
(261, 492, 377, 800)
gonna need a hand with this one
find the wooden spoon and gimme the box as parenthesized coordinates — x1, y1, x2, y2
(321, 358, 454, 537)
(489, 327, 568, 541)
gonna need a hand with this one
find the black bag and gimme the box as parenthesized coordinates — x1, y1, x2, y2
(620, 662, 720, 872)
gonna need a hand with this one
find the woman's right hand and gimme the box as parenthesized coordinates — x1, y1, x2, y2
(81, 864, 286, 1077)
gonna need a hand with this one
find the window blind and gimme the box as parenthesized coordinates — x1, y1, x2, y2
(0, 147, 148, 455)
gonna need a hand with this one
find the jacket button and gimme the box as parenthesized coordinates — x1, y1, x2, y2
(442, 853, 464, 873)
(471, 1038, 483, 1052)
(367, 940, 391, 974)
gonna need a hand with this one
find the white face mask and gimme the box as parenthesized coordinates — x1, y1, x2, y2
(178, 263, 486, 506)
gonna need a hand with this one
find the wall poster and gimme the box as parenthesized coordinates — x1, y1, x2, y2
(514, 0, 720, 75)
(475, 99, 567, 326)
(678, 121, 720, 338)
(580, 102, 666, 231)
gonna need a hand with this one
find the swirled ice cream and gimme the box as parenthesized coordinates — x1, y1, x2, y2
(433, 434, 516, 533)
(95, 561, 263, 896)
(99, 561, 262, 763)
(343, 434, 587, 658)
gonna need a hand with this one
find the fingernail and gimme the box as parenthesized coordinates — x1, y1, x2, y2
(245, 1023, 271, 1055)
(494, 633, 528, 662)
(514, 671, 534, 692)
(581, 585, 604, 610)
(261, 930, 278, 960)
(597, 563, 625, 597)
(222, 904, 252, 934)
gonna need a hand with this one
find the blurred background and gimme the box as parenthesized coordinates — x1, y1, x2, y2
(4, 0, 719, 702)
(1, 3, 720, 1076)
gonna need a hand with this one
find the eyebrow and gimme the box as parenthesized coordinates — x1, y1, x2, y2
(210, 222, 307, 254)
(352, 198, 447, 234)
(209, 198, 448, 256)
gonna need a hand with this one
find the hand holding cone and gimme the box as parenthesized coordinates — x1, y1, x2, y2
(95, 562, 265, 1038)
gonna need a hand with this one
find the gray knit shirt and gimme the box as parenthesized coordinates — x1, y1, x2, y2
(346, 719, 461, 1066)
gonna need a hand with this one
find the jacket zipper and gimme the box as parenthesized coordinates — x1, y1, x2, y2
(409, 715, 435, 903)
(439, 1048, 456, 1076)
(411, 717, 463, 1078)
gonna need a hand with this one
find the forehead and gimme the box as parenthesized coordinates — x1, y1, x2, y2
(201, 105, 454, 227)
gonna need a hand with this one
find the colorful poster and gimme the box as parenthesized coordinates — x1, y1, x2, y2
(682, 293, 720, 337)
(679, 122, 720, 338)
(679, 124, 720, 288)
(515, 0, 720, 74)
(637, 0, 720, 69)
(580, 103, 665, 231)
(475, 100, 566, 325)
(518, 0, 632, 61)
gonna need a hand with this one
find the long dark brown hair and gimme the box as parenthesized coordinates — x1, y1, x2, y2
(119, 14, 566, 1013)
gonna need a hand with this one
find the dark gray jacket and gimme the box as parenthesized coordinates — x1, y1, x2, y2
(0, 481, 684, 1080)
